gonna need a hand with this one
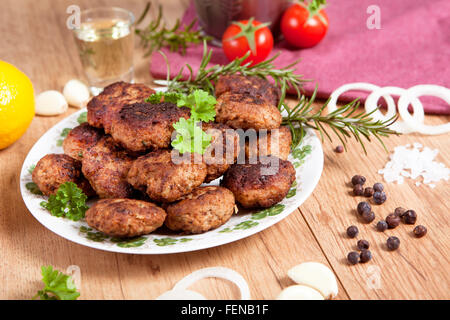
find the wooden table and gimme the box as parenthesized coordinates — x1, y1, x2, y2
(1, 0, 449, 300)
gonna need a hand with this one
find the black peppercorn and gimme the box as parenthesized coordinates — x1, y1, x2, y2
(373, 191, 387, 204)
(376, 220, 388, 232)
(363, 187, 374, 197)
(346, 225, 359, 238)
(413, 225, 427, 238)
(386, 213, 400, 229)
(357, 201, 371, 215)
(357, 239, 370, 250)
(351, 175, 366, 186)
(362, 211, 375, 223)
(402, 210, 417, 224)
(394, 207, 406, 217)
(373, 183, 384, 192)
(347, 251, 360, 265)
(335, 145, 344, 153)
(387, 236, 400, 250)
(360, 250, 372, 263)
(353, 184, 364, 196)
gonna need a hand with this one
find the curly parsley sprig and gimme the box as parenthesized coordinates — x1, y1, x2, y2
(33, 266, 80, 300)
(147, 89, 216, 154)
(40, 182, 89, 221)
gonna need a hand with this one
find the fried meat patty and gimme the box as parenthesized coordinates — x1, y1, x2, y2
(215, 92, 282, 130)
(165, 186, 235, 234)
(221, 156, 296, 208)
(215, 74, 281, 106)
(85, 199, 166, 237)
(127, 149, 207, 203)
(32, 154, 95, 196)
(81, 136, 134, 199)
(63, 123, 103, 160)
(87, 82, 155, 132)
(245, 126, 292, 160)
(202, 122, 240, 182)
(110, 102, 190, 153)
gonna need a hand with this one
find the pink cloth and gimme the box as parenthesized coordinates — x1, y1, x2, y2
(150, 0, 450, 114)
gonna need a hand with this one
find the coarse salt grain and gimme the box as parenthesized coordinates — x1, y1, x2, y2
(378, 144, 449, 187)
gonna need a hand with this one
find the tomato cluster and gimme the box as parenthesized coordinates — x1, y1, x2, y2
(221, 0, 329, 65)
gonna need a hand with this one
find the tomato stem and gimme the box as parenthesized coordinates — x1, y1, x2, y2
(226, 17, 271, 55)
(299, 0, 327, 20)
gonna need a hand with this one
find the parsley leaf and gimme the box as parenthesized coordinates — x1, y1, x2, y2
(177, 89, 216, 122)
(172, 118, 211, 154)
(147, 89, 216, 154)
(33, 266, 80, 300)
(146, 91, 184, 104)
(40, 182, 89, 221)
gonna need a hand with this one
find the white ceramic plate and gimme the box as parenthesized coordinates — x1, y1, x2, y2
(20, 108, 323, 254)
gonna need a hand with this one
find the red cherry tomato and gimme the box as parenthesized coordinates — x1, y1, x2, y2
(222, 18, 274, 66)
(281, 1, 329, 48)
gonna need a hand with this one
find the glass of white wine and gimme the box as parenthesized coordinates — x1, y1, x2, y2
(73, 7, 135, 95)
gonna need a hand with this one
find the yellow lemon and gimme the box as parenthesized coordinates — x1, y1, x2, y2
(0, 61, 35, 149)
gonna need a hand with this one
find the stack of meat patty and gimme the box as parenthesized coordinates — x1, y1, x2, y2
(32, 76, 296, 238)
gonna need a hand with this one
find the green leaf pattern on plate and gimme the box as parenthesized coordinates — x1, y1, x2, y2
(220, 204, 286, 233)
(292, 145, 312, 169)
(79, 226, 147, 247)
(153, 237, 193, 246)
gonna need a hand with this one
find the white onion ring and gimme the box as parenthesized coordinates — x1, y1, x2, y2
(156, 289, 206, 300)
(327, 82, 396, 113)
(365, 86, 424, 134)
(157, 267, 251, 300)
(398, 85, 450, 135)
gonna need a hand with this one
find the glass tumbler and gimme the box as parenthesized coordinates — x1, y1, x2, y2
(72, 7, 135, 95)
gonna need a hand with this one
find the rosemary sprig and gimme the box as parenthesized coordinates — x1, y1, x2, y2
(165, 41, 307, 96)
(135, 3, 211, 57)
(160, 41, 398, 153)
(281, 86, 400, 153)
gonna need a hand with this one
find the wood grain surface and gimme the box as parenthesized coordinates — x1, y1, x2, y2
(0, 0, 449, 300)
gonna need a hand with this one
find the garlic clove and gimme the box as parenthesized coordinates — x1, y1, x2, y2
(287, 262, 338, 299)
(156, 289, 206, 300)
(276, 285, 324, 300)
(63, 79, 90, 108)
(35, 90, 68, 116)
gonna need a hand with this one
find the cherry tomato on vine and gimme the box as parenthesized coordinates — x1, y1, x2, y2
(281, 0, 329, 48)
(222, 17, 274, 66)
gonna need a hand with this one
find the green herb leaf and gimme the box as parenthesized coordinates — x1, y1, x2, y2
(177, 89, 216, 123)
(33, 266, 80, 300)
(172, 117, 212, 154)
(40, 182, 89, 221)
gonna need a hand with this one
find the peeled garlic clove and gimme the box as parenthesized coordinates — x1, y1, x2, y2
(156, 289, 206, 300)
(276, 285, 324, 300)
(35, 90, 68, 116)
(63, 79, 90, 108)
(287, 262, 338, 299)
